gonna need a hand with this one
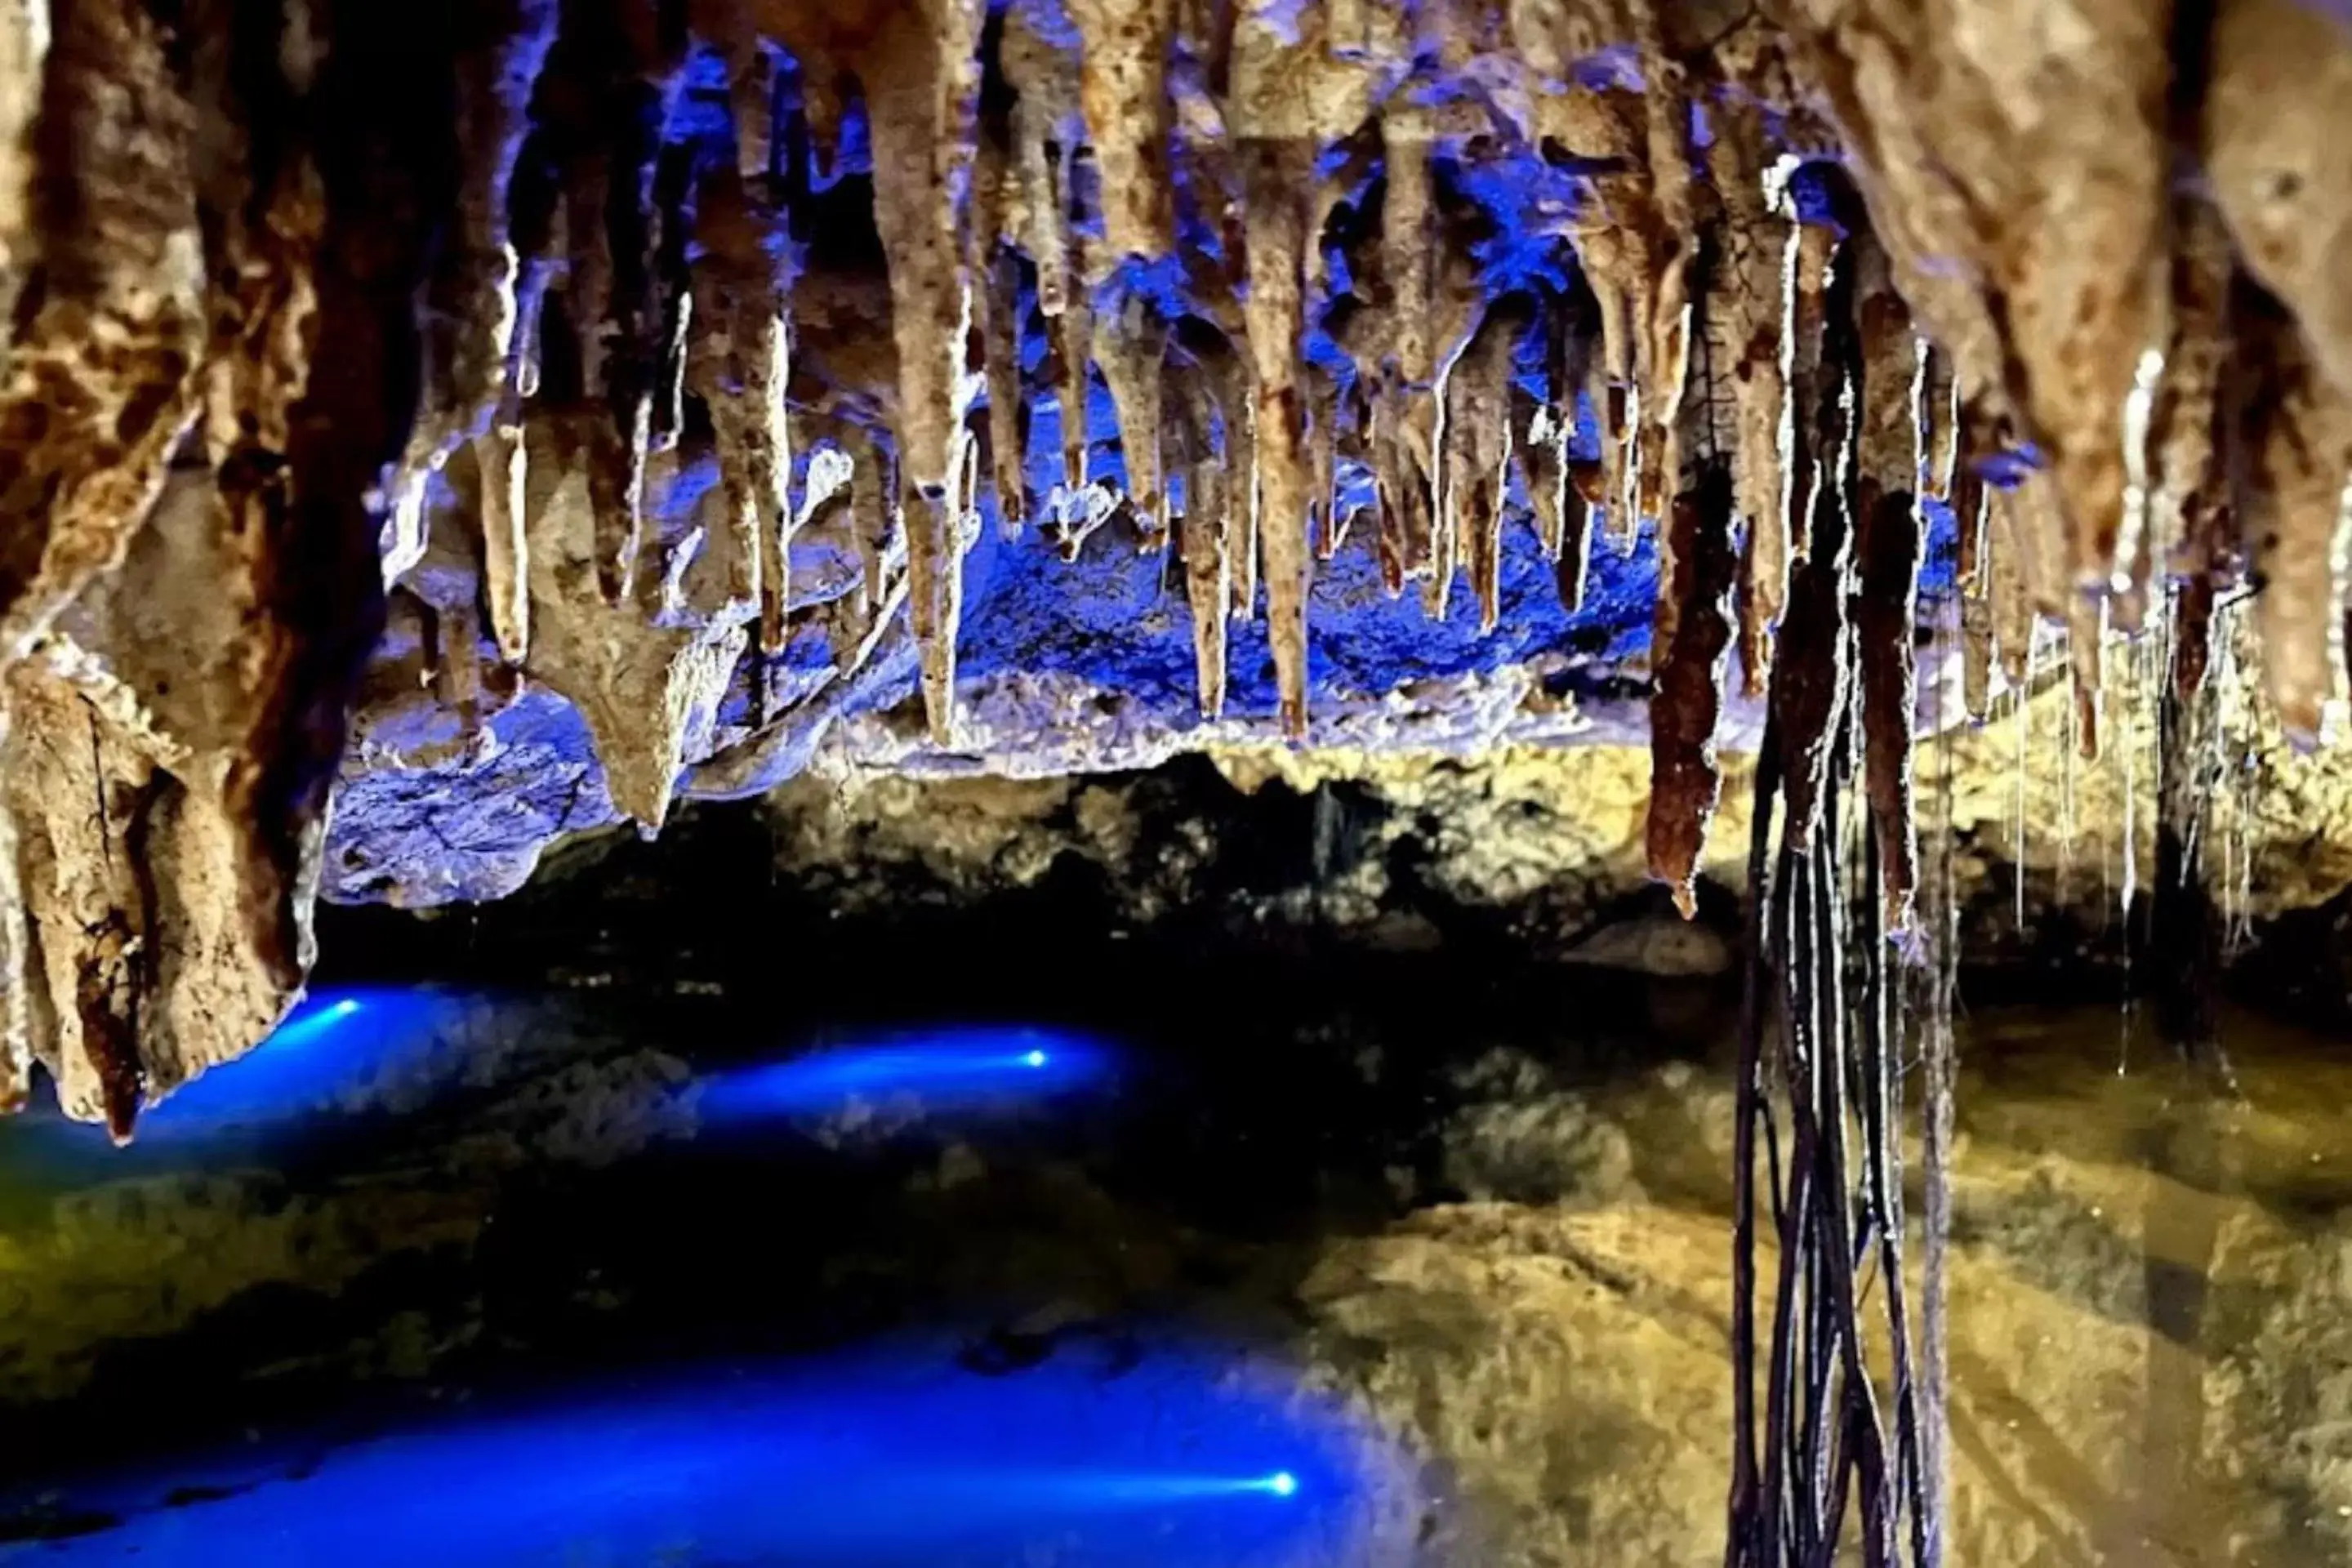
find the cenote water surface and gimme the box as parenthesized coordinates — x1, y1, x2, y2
(5, 965, 2352, 1566)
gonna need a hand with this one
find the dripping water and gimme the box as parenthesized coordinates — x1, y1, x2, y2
(2012, 621, 2038, 933)
(2059, 633, 2078, 913)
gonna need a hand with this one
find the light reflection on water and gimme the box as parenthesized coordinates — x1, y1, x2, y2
(2, 1339, 1390, 1568)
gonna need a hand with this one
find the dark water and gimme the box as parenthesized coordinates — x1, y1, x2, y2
(0, 968, 2346, 1566)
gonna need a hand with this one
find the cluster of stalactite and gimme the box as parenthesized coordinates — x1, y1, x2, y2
(0, 2, 2347, 1141)
(1721, 211, 1953, 1566)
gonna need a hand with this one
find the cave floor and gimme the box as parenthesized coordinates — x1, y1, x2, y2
(0, 962, 2348, 1567)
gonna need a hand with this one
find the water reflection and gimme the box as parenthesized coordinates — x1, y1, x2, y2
(2, 1339, 1391, 1568)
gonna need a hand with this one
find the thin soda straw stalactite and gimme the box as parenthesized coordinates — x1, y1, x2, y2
(1726, 174, 1944, 1567)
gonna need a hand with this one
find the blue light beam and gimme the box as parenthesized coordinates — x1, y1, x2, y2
(4, 1340, 1389, 1568)
(702, 1025, 1111, 1123)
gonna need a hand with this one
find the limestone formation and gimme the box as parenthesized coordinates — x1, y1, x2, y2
(0, 1, 2347, 1161)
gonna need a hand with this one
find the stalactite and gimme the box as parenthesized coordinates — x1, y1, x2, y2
(1052, 292, 1096, 514)
(381, 0, 559, 590)
(1988, 482, 2037, 697)
(1308, 364, 1342, 564)
(1525, 291, 1595, 610)
(2239, 293, 2352, 746)
(2205, 0, 2352, 399)
(1771, 206, 1860, 851)
(1852, 227, 1922, 929)
(1631, 0, 1695, 459)
(1093, 290, 1172, 549)
(1957, 450, 1994, 723)
(1449, 303, 1520, 635)
(692, 163, 796, 653)
(0, 0, 202, 1115)
(843, 424, 901, 647)
(1920, 344, 1957, 501)
(1241, 138, 1315, 737)
(982, 242, 1031, 535)
(1558, 84, 1655, 552)
(2154, 579, 2226, 1056)
(2147, 197, 2233, 586)
(1196, 332, 1258, 631)
(858, 0, 987, 746)
(1646, 463, 1739, 917)
(1173, 356, 1229, 719)
(1713, 100, 1788, 697)
(967, 61, 1028, 541)
(474, 421, 533, 661)
(2069, 592, 2107, 762)
(1857, 483, 1923, 929)
(0, 0, 45, 361)
(1373, 114, 1439, 595)
(0, 0, 203, 662)
(1067, 0, 1176, 266)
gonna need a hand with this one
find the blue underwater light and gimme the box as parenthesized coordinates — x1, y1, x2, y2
(702, 1024, 1110, 1123)
(119, 988, 455, 1143)
(2, 1339, 1385, 1568)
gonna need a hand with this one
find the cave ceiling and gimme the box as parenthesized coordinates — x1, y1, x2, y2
(0, 0, 2349, 1132)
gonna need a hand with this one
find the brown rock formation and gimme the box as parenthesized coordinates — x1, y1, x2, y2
(0, 0, 2345, 1159)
